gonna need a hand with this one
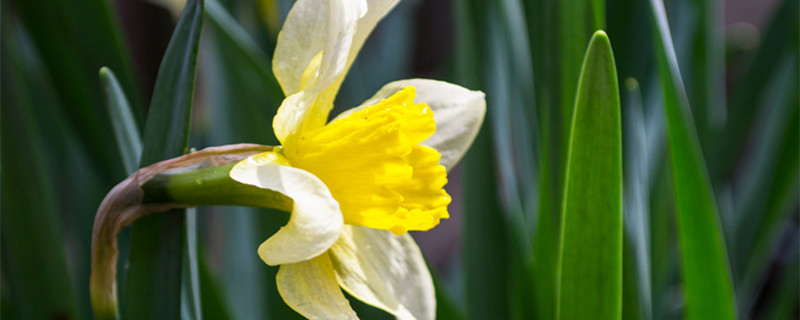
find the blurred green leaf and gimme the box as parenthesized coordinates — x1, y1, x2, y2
(181, 211, 202, 320)
(684, 0, 726, 148)
(100, 67, 143, 175)
(454, 1, 514, 319)
(621, 239, 643, 320)
(205, 0, 283, 113)
(13, 0, 142, 178)
(622, 78, 652, 320)
(557, 31, 622, 320)
(711, 0, 799, 181)
(648, 0, 736, 318)
(0, 23, 79, 320)
(761, 256, 799, 319)
(462, 121, 512, 320)
(196, 246, 233, 320)
(432, 271, 464, 320)
(123, 0, 204, 318)
(733, 57, 799, 315)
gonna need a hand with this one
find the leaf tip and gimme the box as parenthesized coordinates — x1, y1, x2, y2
(589, 30, 612, 51)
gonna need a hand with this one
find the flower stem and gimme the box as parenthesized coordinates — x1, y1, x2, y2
(141, 162, 293, 211)
(90, 144, 287, 320)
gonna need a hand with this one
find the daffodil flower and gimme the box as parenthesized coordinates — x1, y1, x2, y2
(225, 1, 485, 318)
(90, 0, 484, 319)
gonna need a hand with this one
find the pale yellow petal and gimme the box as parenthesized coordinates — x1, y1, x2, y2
(334, 79, 486, 171)
(277, 253, 359, 320)
(229, 152, 342, 265)
(272, 0, 366, 143)
(272, 0, 366, 96)
(272, 0, 401, 143)
(329, 225, 436, 320)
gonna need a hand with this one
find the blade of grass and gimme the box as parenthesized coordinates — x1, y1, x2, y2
(647, 0, 736, 318)
(123, 0, 204, 318)
(557, 31, 622, 320)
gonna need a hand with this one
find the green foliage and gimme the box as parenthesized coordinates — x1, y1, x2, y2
(123, 0, 204, 318)
(557, 31, 622, 320)
(648, 0, 737, 318)
(2, 0, 796, 319)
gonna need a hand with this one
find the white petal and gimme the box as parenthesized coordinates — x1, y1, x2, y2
(272, 0, 400, 143)
(272, 0, 366, 96)
(335, 79, 486, 171)
(329, 225, 435, 320)
(277, 253, 359, 320)
(229, 152, 343, 265)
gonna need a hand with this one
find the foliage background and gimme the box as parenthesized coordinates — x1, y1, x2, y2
(1, 0, 797, 319)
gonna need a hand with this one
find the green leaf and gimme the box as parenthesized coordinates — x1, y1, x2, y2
(462, 120, 512, 320)
(123, 0, 204, 318)
(524, 1, 560, 233)
(559, 0, 605, 159)
(99, 67, 143, 318)
(711, 0, 799, 181)
(621, 78, 652, 320)
(197, 246, 233, 320)
(485, 2, 540, 317)
(556, 31, 622, 320)
(99, 67, 142, 175)
(13, 0, 142, 178)
(648, 0, 737, 318)
(454, 2, 513, 319)
(181, 211, 202, 320)
(732, 58, 798, 315)
(684, 0, 725, 148)
(0, 24, 79, 320)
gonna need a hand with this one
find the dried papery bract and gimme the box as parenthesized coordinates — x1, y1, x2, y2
(90, 144, 271, 318)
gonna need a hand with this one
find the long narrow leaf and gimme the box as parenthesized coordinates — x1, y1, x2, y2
(647, 0, 736, 318)
(181, 210, 202, 320)
(123, 0, 204, 318)
(13, 0, 142, 178)
(454, 1, 513, 320)
(557, 31, 622, 320)
(100, 67, 143, 175)
(1, 25, 79, 320)
(622, 78, 652, 320)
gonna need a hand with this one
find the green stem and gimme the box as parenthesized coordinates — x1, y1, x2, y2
(90, 144, 280, 320)
(142, 163, 293, 212)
